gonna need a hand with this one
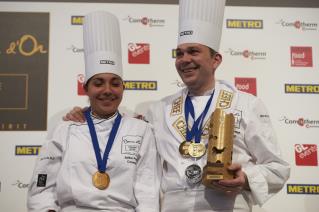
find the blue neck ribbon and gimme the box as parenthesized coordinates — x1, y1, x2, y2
(184, 91, 214, 143)
(85, 107, 122, 172)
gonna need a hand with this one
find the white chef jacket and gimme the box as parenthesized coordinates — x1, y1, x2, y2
(146, 80, 290, 212)
(27, 113, 160, 212)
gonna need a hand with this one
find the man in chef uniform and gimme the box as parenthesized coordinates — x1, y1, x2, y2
(145, 0, 290, 211)
(27, 11, 159, 212)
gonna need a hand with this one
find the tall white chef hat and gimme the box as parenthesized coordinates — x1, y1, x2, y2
(177, 0, 226, 51)
(83, 11, 122, 84)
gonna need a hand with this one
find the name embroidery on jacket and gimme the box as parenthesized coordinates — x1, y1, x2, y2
(170, 96, 183, 116)
(216, 90, 233, 109)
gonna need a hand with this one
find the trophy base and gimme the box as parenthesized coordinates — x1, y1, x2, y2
(202, 165, 235, 188)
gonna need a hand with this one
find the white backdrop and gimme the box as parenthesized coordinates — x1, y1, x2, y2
(0, 1, 318, 212)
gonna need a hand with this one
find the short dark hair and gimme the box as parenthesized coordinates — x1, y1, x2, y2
(209, 47, 217, 57)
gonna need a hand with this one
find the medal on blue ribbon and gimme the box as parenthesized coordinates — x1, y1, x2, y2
(85, 107, 122, 190)
(183, 91, 214, 158)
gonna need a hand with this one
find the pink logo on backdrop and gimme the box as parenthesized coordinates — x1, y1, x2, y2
(295, 144, 318, 166)
(128, 43, 150, 64)
(77, 74, 86, 96)
(277, 19, 318, 31)
(291, 46, 312, 67)
(235, 77, 257, 96)
(123, 16, 165, 27)
(225, 48, 266, 60)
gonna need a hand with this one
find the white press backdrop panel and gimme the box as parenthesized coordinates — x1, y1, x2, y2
(0, 2, 318, 212)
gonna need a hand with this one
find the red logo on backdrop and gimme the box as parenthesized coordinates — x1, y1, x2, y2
(77, 74, 86, 96)
(291, 46, 312, 67)
(235, 77, 257, 96)
(128, 43, 150, 64)
(295, 144, 318, 166)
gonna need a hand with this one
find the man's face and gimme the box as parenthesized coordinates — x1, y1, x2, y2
(85, 73, 124, 118)
(175, 43, 221, 95)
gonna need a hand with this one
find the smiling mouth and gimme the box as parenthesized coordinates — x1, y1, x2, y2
(97, 96, 117, 102)
(180, 64, 198, 73)
(180, 66, 198, 74)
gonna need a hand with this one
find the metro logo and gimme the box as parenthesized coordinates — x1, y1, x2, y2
(226, 19, 263, 29)
(287, 184, 319, 194)
(172, 49, 176, 58)
(76, 75, 157, 93)
(235, 77, 257, 96)
(285, 84, 319, 94)
(123, 81, 157, 90)
(15, 145, 41, 155)
(71, 16, 84, 25)
(128, 43, 150, 64)
(295, 144, 318, 166)
(291, 47, 312, 67)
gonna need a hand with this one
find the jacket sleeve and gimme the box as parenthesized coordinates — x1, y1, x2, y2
(27, 123, 67, 212)
(242, 97, 290, 206)
(134, 123, 160, 212)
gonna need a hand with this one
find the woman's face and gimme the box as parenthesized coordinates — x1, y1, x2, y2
(85, 73, 124, 118)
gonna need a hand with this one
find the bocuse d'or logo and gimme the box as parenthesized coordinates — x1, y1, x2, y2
(277, 19, 318, 31)
(290, 46, 312, 67)
(77, 74, 157, 95)
(5, 34, 47, 56)
(295, 144, 318, 166)
(285, 84, 319, 94)
(287, 184, 319, 194)
(235, 77, 257, 96)
(226, 19, 263, 29)
(15, 145, 41, 156)
(279, 116, 319, 128)
(128, 43, 150, 64)
(224, 48, 266, 60)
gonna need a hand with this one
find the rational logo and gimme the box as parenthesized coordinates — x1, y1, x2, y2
(295, 144, 318, 166)
(235, 77, 257, 96)
(128, 43, 150, 64)
(226, 19, 263, 29)
(15, 145, 41, 155)
(277, 19, 318, 31)
(285, 84, 319, 94)
(225, 48, 266, 60)
(291, 47, 312, 67)
(287, 184, 319, 194)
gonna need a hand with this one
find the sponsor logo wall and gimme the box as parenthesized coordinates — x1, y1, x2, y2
(0, 2, 318, 212)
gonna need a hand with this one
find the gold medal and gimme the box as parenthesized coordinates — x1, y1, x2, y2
(92, 171, 110, 190)
(188, 142, 206, 158)
(179, 141, 191, 157)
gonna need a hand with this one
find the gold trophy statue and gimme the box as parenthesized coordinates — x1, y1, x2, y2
(202, 108, 235, 188)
